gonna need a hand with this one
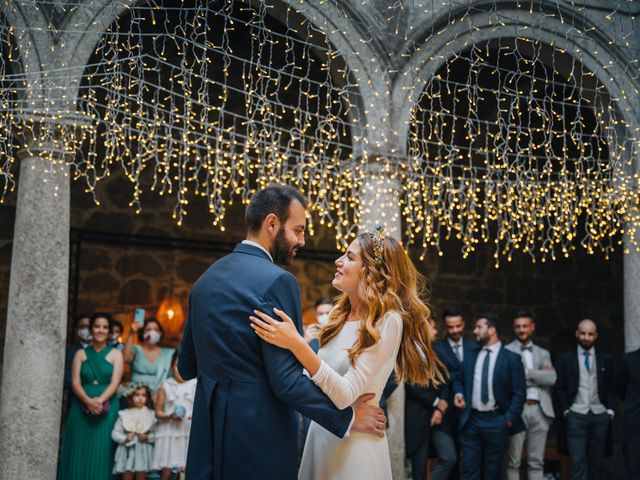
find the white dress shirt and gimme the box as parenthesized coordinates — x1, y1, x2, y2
(241, 240, 273, 262)
(471, 341, 502, 411)
(448, 337, 464, 362)
(519, 341, 540, 401)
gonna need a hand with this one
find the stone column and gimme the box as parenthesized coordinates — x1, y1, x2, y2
(624, 232, 640, 353)
(0, 147, 70, 479)
(358, 160, 405, 480)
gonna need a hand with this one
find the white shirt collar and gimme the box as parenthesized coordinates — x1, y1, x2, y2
(241, 240, 273, 262)
(484, 341, 502, 353)
(448, 337, 462, 348)
(519, 340, 533, 348)
(578, 344, 594, 356)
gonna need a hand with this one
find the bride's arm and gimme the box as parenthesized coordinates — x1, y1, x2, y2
(251, 309, 403, 409)
(251, 308, 322, 375)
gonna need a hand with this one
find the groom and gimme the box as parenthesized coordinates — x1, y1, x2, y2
(178, 186, 386, 480)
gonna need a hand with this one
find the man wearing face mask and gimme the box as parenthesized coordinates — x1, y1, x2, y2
(304, 296, 334, 353)
(64, 313, 92, 392)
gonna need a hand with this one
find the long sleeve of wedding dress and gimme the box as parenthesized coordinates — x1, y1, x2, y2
(310, 311, 403, 409)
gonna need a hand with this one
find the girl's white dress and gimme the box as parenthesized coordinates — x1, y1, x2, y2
(152, 377, 197, 470)
(112, 406, 156, 473)
(299, 311, 403, 480)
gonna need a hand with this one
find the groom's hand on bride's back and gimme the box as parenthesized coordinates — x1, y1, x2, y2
(351, 393, 387, 438)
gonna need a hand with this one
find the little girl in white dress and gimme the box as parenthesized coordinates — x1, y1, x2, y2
(112, 383, 157, 479)
(152, 351, 197, 477)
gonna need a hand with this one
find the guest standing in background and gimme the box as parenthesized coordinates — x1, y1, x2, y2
(64, 313, 92, 393)
(505, 311, 556, 480)
(434, 307, 475, 479)
(453, 314, 526, 480)
(124, 317, 175, 395)
(553, 319, 615, 480)
(58, 312, 123, 480)
(405, 318, 457, 480)
(152, 352, 197, 479)
(111, 320, 125, 351)
(616, 346, 640, 480)
(112, 383, 157, 480)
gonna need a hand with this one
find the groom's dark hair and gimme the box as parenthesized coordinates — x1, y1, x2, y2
(245, 185, 308, 232)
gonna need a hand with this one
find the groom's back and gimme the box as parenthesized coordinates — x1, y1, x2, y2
(180, 242, 303, 480)
(190, 246, 284, 381)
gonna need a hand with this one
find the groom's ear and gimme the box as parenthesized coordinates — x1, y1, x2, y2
(263, 212, 280, 236)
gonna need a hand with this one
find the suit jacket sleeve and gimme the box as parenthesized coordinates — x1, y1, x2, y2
(259, 272, 353, 438)
(527, 349, 557, 387)
(616, 355, 629, 401)
(604, 355, 615, 409)
(177, 291, 198, 380)
(406, 376, 449, 409)
(505, 353, 526, 424)
(553, 353, 570, 415)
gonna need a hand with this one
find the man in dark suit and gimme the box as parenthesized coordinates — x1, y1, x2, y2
(616, 347, 640, 480)
(434, 308, 478, 478)
(453, 313, 526, 480)
(553, 319, 615, 480)
(406, 318, 457, 480)
(178, 186, 385, 480)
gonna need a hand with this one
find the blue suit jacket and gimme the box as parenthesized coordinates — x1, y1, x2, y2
(434, 338, 475, 431)
(452, 343, 526, 435)
(178, 243, 353, 480)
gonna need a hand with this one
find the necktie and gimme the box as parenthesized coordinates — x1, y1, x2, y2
(453, 344, 462, 362)
(481, 348, 491, 404)
(584, 351, 591, 372)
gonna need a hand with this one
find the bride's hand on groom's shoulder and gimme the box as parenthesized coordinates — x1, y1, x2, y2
(352, 393, 387, 438)
(250, 308, 301, 351)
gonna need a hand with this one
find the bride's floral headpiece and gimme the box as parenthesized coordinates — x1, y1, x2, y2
(368, 225, 386, 263)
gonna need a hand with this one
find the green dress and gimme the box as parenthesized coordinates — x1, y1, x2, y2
(58, 345, 120, 480)
(130, 345, 175, 394)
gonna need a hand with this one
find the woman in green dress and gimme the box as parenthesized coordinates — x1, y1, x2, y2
(58, 312, 124, 480)
(124, 318, 175, 396)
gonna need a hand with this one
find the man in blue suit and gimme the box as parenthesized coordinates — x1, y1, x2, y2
(434, 308, 475, 479)
(453, 313, 526, 480)
(178, 186, 386, 480)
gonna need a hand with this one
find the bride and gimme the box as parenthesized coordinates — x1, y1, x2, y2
(250, 227, 445, 480)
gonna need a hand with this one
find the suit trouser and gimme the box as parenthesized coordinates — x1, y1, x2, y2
(505, 403, 551, 480)
(410, 424, 457, 480)
(624, 434, 640, 480)
(566, 411, 610, 480)
(460, 410, 510, 480)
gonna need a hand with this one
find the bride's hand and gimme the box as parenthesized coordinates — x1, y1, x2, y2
(250, 308, 302, 350)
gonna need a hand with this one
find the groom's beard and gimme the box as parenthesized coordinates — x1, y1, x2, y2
(273, 226, 297, 265)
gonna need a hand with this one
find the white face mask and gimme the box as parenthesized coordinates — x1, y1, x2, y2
(144, 330, 161, 345)
(77, 327, 92, 343)
(317, 313, 330, 326)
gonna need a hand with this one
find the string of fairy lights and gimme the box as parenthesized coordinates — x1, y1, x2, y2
(0, 0, 639, 265)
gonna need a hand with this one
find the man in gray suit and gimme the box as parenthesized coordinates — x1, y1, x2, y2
(505, 311, 556, 480)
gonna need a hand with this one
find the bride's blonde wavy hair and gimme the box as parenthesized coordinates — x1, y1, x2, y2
(319, 233, 446, 387)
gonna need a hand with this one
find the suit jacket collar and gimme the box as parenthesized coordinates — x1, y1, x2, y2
(234, 242, 273, 262)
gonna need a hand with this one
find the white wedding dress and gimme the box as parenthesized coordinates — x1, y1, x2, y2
(299, 311, 403, 480)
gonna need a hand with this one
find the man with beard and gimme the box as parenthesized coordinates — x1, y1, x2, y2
(553, 319, 615, 480)
(434, 308, 476, 479)
(453, 314, 526, 480)
(178, 185, 385, 480)
(505, 311, 556, 480)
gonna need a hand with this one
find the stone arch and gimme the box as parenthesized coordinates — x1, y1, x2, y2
(392, 4, 640, 153)
(54, 0, 388, 143)
(1, 1, 52, 102)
